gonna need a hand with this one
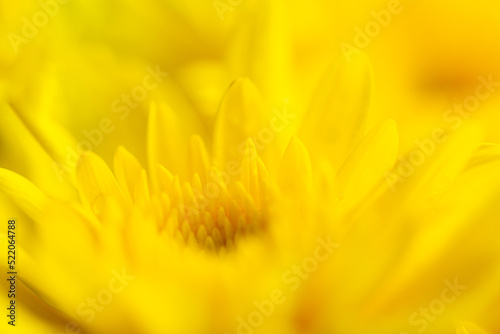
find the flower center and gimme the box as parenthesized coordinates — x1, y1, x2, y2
(157, 167, 269, 254)
(180, 198, 265, 253)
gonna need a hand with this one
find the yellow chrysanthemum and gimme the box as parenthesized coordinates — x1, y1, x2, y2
(2, 52, 500, 334)
(2, 1, 500, 334)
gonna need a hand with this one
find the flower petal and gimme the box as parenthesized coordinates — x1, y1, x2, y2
(148, 101, 202, 182)
(0, 276, 70, 333)
(227, 1, 292, 101)
(189, 135, 210, 184)
(456, 322, 493, 334)
(392, 123, 484, 211)
(76, 151, 126, 219)
(212, 78, 267, 168)
(336, 119, 399, 215)
(0, 168, 49, 221)
(113, 146, 143, 205)
(1, 103, 77, 197)
(279, 136, 313, 198)
(300, 54, 372, 167)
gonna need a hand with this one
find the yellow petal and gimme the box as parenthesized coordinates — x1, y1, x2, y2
(336, 119, 399, 214)
(457, 322, 493, 334)
(300, 54, 372, 167)
(0, 168, 49, 221)
(466, 143, 500, 169)
(6, 102, 78, 172)
(76, 151, 126, 219)
(212, 78, 267, 168)
(189, 135, 210, 184)
(0, 103, 77, 198)
(0, 275, 71, 334)
(156, 164, 174, 194)
(148, 101, 199, 181)
(134, 169, 151, 210)
(369, 142, 500, 311)
(278, 136, 313, 197)
(394, 123, 483, 209)
(13, 202, 100, 315)
(240, 139, 260, 205)
(113, 146, 143, 204)
(227, 1, 291, 101)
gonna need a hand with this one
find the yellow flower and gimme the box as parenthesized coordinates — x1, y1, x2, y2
(2, 1, 500, 334)
(2, 53, 500, 334)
